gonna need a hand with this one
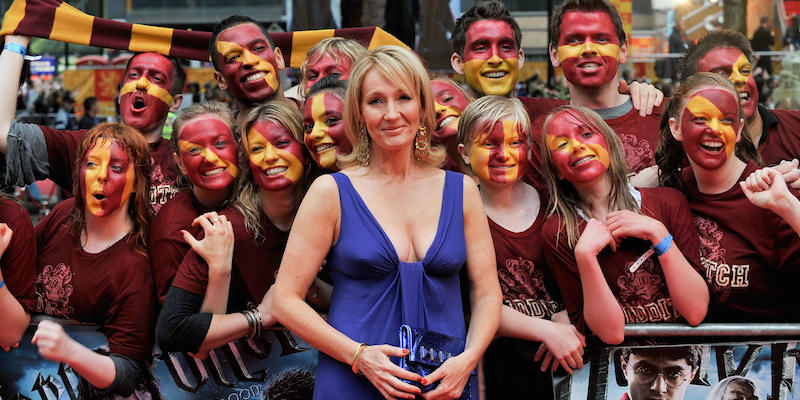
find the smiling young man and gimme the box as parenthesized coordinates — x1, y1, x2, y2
(0, 35, 185, 212)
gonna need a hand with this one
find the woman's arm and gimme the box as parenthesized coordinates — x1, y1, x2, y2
(422, 177, 502, 400)
(0, 224, 31, 348)
(573, 218, 626, 345)
(741, 167, 800, 234)
(179, 212, 235, 314)
(271, 176, 423, 400)
(33, 319, 117, 389)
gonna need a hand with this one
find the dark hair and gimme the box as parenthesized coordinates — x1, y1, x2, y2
(124, 53, 187, 96)
(656, 72, 761, 192)
(451, 0, 522, 56)
(621, 346, 703, 370)
(83, 96, 97, 111)
(306, 74, 348, 99)
(550, 0, 626, 49)
(209, 15, 275, 71)
(680, 29, 753, 81)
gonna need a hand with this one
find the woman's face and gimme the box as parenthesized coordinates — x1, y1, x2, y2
(675, 87, 740, 171)
(303, 92, 351, 170)
(546, 110, 610, 184)
(432, 80, 470, 143)
(360, 68, 422, 153)
(469, 119, 528, 185)
(245, 120, 306, 191)
(81, 138, 136, 217)
(177, 114, 239, 190)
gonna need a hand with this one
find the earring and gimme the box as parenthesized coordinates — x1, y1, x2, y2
(414, 124, 429, 161)
(357, 123, 370, 167)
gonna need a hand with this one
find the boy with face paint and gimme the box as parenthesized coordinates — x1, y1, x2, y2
(302, 75, 351, 172)
(150, 101, 241, 304)
(210, 16, 290, 123)
(681, 29, 800, 185)
(658, 73, 800, 322)
(539, 105, 708, 344)
(457, 96, 585, 398)
(0, 36, 186, 212)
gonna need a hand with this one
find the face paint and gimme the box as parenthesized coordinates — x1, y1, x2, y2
(679, 88, 740, 170)
(432, 80, 470, 143)
(462, 20, 520, 96)
(469, 119, 528, 185)
(546, 111, 611, 184)
(696, 47, 758, 119)
(81, 139, 136, 217)
(177, 116, 239, 190)
(556, 11, 621, 88)
(246, 120, 305, 191)
(119, 53, 175, 134)
(304, 54, 350, 94)
(303, 92, 350, 170)
(216, 24, 280, 105)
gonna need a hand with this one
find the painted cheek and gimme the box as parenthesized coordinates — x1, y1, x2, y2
(463, 57, 519, 96)
(469, 140, 492, 184)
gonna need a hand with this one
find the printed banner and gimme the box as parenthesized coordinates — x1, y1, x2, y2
(0, 320, 318, 400)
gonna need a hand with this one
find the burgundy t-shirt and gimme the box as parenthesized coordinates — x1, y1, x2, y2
(542, 187, 704, 334)
(489, 200, 563, 319)
(759, 107, 800, 166)
(149, 190, 209, 304)
(0, 198, 36, 312)
(683, 161, 800, 321)
(40, 126, 178, 212)
(171, 208, 289, 304)
(34, 199, 155, 360)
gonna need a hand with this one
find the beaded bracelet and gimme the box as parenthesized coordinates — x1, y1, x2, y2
(351, 343, 369, 375)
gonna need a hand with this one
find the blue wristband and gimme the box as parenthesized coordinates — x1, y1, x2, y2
(653, 233, 673, 256)
(3, 43, 26, 57)
(0, 279, 5, 290)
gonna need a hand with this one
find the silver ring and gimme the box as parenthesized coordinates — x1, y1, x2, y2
(212, 218, 220, 224)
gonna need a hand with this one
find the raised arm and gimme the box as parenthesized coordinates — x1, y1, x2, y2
(0, 35, 29, 152)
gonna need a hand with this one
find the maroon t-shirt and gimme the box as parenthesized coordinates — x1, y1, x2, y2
(489, 201, 563, 319)
(542, 187, 704, 334)
(683, 161, 800, 322)
(759, 107, 800, 166)
(0, 198, 36, 312)
(34, 199, 155, 360)
(149, 190, 209, 304)
(171, 208, 289, 304)
(40, 126, 178, 212)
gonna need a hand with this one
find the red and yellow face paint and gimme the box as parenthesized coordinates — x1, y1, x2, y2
(304, 53, 350, 94)
(546, 111, 610, 184)
(177, 115, 239, 191)
(462, 20, 520, 96)
(81, 138, 136, 217)
(679, 88, 740, 170)
(119, 53, 175, 134)
(696, 47, 758, 119)
(469, 119, 528, 185)
(245, 120, 305, 191)
(216, 23, 280, 104)
(432, 80, 470, 143)
(303, 92, 350, 170)
(555, 11, 621, 89)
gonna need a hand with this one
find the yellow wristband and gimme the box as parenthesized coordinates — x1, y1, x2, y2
(351, 343, 369, 374)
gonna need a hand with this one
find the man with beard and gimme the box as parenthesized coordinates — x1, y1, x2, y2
(681, 29, 800, 178)
(0, 35, 185, 212)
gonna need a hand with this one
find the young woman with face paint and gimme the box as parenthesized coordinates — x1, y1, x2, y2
(31, 123, 155, 397)
(156, 101, 318, 358)
(539, 105, 708, 345)
(432, 77, 474, 174)
(457, 96, 585, 397)
(150, 101, 241, 304)
(302, 75, 351, 172)
(657, 72, 800, 322)
(271, 46, 501, 400)
(0, 197, 36, 350)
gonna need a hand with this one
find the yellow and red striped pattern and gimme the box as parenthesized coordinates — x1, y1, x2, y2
(1, 0, 407, 67)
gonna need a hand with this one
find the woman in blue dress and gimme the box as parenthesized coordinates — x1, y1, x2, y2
(271, 45, 502, 400)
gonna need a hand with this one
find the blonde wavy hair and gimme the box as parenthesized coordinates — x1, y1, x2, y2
(339, 45, 445, 168)
(298, 37, 366, 99)
(540, 105, 639, 248)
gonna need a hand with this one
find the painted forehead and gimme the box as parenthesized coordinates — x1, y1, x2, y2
(685, 88, 739, 115)
(179, 115, 234, 139)
(216, 23, 270, 53)
(696, 47, 748, 71)
(558, 10, 620, 43)
(127, 53, 174, 80)
(308, 92, 343, 115)
(550, 110, 597, 133)
(249, 119, 291, 142)
(466, 19, 516, 42)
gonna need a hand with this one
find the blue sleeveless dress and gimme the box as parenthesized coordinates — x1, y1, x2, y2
(314, 171, 477, 399)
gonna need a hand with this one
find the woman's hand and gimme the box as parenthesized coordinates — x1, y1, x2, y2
(620, 80, 664, 116)
(257, 287, 277, 329)
(575, 218, 617, 257)
(533, 322, 586, 374)
(606, 210, 668, 245)
(32, 319, 77, 363)
(357, 345, 422, 400)
(420, 353, 474, 400)
(773, 159, 800, 189)
(741, 167, 792, 212)
(181, 212, 234, 273)
(0, 223, 13, 257)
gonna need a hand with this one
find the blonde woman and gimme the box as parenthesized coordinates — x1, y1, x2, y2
(272, 45, 501, 400)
